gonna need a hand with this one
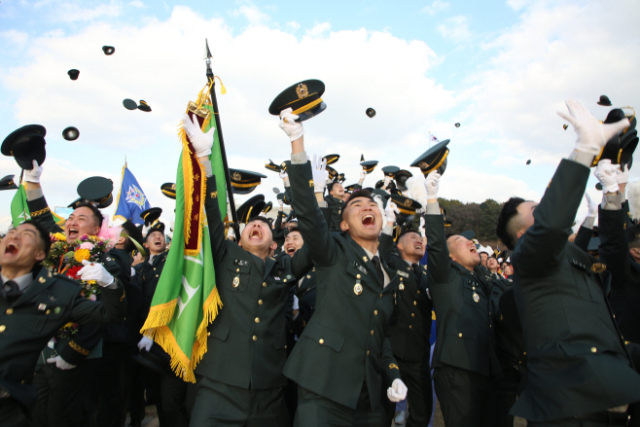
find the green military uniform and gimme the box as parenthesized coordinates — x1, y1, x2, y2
(379, 234, 433, 427)
(511, 159, 640, 426)
(283, 155, 401, 426)
(0, 267, 125, 427)
(189, 174, 313, 427)
(291, 268, 317, 338)
(425, 212, 499, 427)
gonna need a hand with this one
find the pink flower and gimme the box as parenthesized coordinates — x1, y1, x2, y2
(89, 294, 97, 301)
(79, 242, 95, 250)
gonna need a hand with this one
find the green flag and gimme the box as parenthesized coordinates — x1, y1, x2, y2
(141, 87, 225, 382)
(11, 184, 30, 227)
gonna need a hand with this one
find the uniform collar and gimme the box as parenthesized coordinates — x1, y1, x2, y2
(1, 272, 33, 292)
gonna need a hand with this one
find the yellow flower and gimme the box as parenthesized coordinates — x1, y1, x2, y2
(52, 232, 66, 242)
(74, 248, 91, 263)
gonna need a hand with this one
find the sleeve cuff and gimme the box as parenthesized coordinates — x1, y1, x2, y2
(382, 225, 393, 236)
(318, 200, 328, 208)
(291, 152, 308, 164)
(202, 160, 213, 177)
(601, 192, 623, 211)
(582, 216, 595, 229)
(568, 150, 595, 168)
(27, 188, 43, 201)
(426, 201, 440, 215)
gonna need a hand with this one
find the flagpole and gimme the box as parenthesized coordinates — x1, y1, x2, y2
(205, 39, 238, 228)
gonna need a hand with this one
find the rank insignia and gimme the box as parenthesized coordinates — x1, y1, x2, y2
(38, 303, 47, 311)
(473, 292, 480, 303)
(354, 284, 363, 295)
(232, 277, 240, 288)
(389, 363, 399, 370)
(54, 307, 62, 314)
(38, 277, 46, 283)
(591, 263, 606, 273)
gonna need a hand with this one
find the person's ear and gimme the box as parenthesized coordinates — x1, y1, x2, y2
(144, 242, 149, 249)
(269, 241, 278, 252)
(34, 250, 46, 263)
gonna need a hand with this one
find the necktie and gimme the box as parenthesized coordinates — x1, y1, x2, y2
(412, 263, 422, 280)
(371, 256, 384, 286)
(1, 281, 22, 305)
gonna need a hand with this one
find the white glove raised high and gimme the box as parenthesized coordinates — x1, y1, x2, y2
(387, 378, 408, 403)
(78, 260, 114, 287)
(425, 171, 441, 200)
(383, 176, 392, 190)
(359, 170, 367, 182)
(138, 336, 154, 352)
(311, 155, 328, 194)
(385, 201, 399, 225)
(617, 163, 629, 185)
(46, 355, 76, 370)
(24, 160, 43, 183)
(585, 193, 598, 217)
(558, 99, 629, 156)
(594, 159, 620, 194)
(279, 170, 288, 180)
(182, 113, 215, 157)
(279, 108, 305, 141)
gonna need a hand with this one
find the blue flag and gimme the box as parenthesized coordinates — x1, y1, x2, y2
(113, 164, 151, 225)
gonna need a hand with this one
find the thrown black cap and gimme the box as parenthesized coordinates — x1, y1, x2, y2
(0, 175, 18, 191)
(68, 197, 82, 209)
(593, 108, 636, 167)
(323, 154, 339, 166)
(526, 159, 531, 165)
(280, 160, 291, 173)
(137, 100, 151, 112)
(597, 95, 612, 106)
(336, 173, 346, 183)
(344, 183, 357, 193)
(381, 165, 400, 178)
(123, 99, 138, 110)
(62, 126, 79, 141)
(410, 139, 450, 177)
(366, 108, 376, 118)
(140, 207, 162, 227)
(455, 122, 460, 128)
(68, 69, 80, 80)
(77, 176, 114, 208)
(269, 79, 326, 122)
(161, 182, 176, 199)
(230, 168, 266, 195)
(461, 230, 475, 240)
(620, 129, 638, 169)
(326, 165, 338, 181)
(102, 46, 115, 55)
(237, 194, 266, 224)
(360, 160, 378, 174)
(390, 194, 422, 216)
(395, 169, 413, 185)
(265, 159, 282, 173)
(262, 201, 273, 213)
(146, 222, 165, 239)
(2, 124, 47, 170)
(563, 124, 569, 130)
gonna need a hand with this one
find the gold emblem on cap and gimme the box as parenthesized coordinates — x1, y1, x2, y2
(232, 277, 240, 288)
(473, 292, 480, 303)
(296, 83, 309, 99)
(418, 161, 429, 170)
(591, 263, 606, 273)
(232, 171, 241, 180)
(403, 198, 412, 207)
(354, 284, 363, 295)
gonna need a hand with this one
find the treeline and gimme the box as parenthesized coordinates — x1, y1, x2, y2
(438, 198, 504, 246)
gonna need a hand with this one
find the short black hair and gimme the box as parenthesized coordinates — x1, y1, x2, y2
(121, 221, 143, 252)
(627, 224, 640, 249)
(342, 189, 377, 220)
(22, 220, 51, 257)
(496, 197, 526, 250)
(74, 202, 104, 228)
(327, 181, 341, 194)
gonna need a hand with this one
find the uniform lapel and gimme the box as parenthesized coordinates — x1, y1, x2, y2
(344, 235, 383, 288)
(263, 256, 276, 281)
(12, 268, 54, 307)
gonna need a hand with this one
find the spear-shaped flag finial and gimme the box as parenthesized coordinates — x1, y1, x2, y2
(205, 38, 213, 60)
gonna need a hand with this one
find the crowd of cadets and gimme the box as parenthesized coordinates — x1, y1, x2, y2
(1, 97, 640, 427)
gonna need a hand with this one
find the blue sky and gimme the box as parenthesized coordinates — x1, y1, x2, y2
(1, 0, 639, 230)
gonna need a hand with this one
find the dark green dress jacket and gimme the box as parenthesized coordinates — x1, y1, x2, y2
(196, 177, 312, 390)
(282, 160, 401, 410)
(510, 159, 640, 421)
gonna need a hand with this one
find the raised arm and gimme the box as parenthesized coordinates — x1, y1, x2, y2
(24, 161, 63, 234)
(423, 172, 451, 284)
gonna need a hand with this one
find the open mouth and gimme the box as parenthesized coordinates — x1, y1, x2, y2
(286, 246, 296, 255)
(249, 229, 262, 239)
(153, 241, 162, 247)
(415, 245, 422, 250)
(362, 215, 375, 226)
(470, 248, 477, 254)
(4, 243, 18, 255)
(67, 228, 79, 238)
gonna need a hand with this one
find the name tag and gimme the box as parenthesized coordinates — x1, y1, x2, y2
(398, 271, 409, 278)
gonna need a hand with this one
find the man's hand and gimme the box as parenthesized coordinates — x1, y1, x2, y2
(617, 163, 629, 185)
(132, 252, 144, 267)
(312, 155, 328, 194)
(78, 260, 115, 287)
(279, 170, 288, 180)
(383, 176, 392, 190)
(385, 201, 399, 225)
(359, 170, 367, 184)
(387, 378, 408, 402)
(425, 171, 441, 200)
(137, 336, 153, 352)
(227, 226, 236, 241)
(558, 99, 629, 156)
(585, 193, 598, 217)
(24, 160, 43, 183)
(594, 159, 620, 194)
(46, 355, 76, 370)
(279, 108, 305, 141)
(182, 113, 215, 157)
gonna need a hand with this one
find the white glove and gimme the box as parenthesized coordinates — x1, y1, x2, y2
(558, 99, 629, 156)
(182, 113, 215, 157)
(387, 378, 408, 402)
(617, 163, 629, 185)
(585, 193, 597, 217)
(24, 160, 43, 183)
(78, 260, 114, 287)
(383, 176, 392, 189)
(419, 216, 425, 237)
(425, 171, 441, 200)
(385, 201, 399, 224)
(278, 199, 284, 208)
(359, 170, 367, 182)
(137, 336, 154, 352)
(279, 170, 288, 180)
(311, 154, 328, 194)
(279, 108, 305, 141)
(46, 355, 76, 370)
(227, 227, 236, 241)
(594, 159, 620, 194)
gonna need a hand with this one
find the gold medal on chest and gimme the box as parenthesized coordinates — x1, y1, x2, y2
(354, 283, 363, 295)
(232, 277, 240, 288)
(472, 292, 480, 303)
(399, 283, 405, 291)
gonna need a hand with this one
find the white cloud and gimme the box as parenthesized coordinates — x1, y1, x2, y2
(286, 21, 300, 31)
(233, 4, 270, 25)
(129, 0, 145, 8)
(53, 1, 122, 22)
(305, 23, 331, 37)
(437, 16, 471, 43)
(506, 0, 530, 11)
(0, 30, 29, 48)
(422, 0, 449, 16)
